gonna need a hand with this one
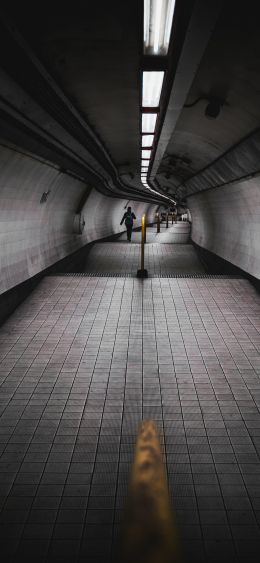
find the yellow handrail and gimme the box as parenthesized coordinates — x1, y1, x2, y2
(117, 420, 182, 563)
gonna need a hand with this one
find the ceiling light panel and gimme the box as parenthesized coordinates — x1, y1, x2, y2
(142, 113, 157, 133)
(142, 135, 154, 147)
(143, 0, 176, 55)
(142, 150, 151, 159)
(142, 71, 164, 107)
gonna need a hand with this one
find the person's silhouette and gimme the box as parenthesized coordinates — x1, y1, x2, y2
(120, 206, 136, 242)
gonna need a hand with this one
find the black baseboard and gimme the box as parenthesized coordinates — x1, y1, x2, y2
(192, 241, 260, 292)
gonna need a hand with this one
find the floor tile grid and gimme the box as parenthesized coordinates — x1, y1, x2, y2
(0, 276, 260, 562)
(177, 277, 241, 561)
(0, 277, 67, 389)
(76, 277, 131, 563)
(205, 279, 260, 561)
(0, 275, 82, 559)
(0, 275, 82, 440)
(0, 277, 117, 561)
(152, 277, 206, 562)
(0, 276, 102, 419)
(82, 243, 205, 275)
(204, 279, 260, 509)
(109, 278, 141, 562)
(41, 276, 116, 562)
(166, 278, 259, 555)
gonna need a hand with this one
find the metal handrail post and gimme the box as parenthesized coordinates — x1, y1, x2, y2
(157, 213, 160, 233)
(137, 214, 148, 278)
(117, 420, 183, 563)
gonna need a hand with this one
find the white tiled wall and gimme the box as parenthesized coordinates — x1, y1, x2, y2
(188, 178, 260, 279)
(0, 144, 157, 294)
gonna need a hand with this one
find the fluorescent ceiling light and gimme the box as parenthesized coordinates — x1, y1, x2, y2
(142, 113, 157, 133)
(143, 0, 176, 55)
(142, 71, 164, 107)
(141, 159, 149, 167)
(142, 135, 154, 147)
(142, 150, 151, 159)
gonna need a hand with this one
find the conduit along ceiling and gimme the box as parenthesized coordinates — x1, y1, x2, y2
(0, 0, 187, 206)
(1, 1, 258, 207)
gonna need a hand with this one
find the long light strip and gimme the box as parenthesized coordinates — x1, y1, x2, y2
(164, 0, 176, 50)
(154, 0, 163, 54)
(142, 113, 157, 133)
(143, 0, 176, 55)
(142, 150, 151, 159)
(140, 0, 177, 205)
(142, 135, 154, 147)
(143, 0, 150, 49)
(142, 71, 164, 107)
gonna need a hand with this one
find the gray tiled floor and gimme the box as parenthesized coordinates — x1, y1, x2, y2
(0, 275, 260, 562)
(82, 240, 205, 275)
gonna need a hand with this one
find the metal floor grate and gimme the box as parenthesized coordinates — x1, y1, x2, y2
(50, 272, 244, 279)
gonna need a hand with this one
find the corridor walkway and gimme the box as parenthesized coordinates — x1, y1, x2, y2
(0, 233, 260, 563)
(81, 226, 205, 275)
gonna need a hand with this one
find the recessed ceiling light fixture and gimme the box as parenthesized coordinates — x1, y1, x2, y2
(142, 71, 164, 107)
(142, 113, 157, 133)
(142, 135, 154, 147)
(143, 0, 176, 55)
(140, 0, 176, 203)
(142, 150, 151, 159)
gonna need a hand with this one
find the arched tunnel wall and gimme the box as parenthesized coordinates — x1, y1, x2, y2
(0, 143, 157, 296)
(188, 177, 260, 280)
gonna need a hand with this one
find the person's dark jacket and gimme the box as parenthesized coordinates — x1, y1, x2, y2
(120, 211, 136, 226)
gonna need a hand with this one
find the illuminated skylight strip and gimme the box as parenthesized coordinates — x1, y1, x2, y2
(143, 0, 176, 55)
(164, 0, 176, 51)
(142, 150, 151, 159)
(142, 135, 154, 147)
(154, 0, 163, 54)
(142, 71, 164, 107)
(142, 113, 157, 133)
(143, 0, 150, 49)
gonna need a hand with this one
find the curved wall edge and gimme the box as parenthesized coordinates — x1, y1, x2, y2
(0, 144, 157, 295)
(188, 177, 260, 280)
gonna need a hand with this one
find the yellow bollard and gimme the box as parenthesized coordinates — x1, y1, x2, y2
(166, 213, 169, 229)
(117, 420, 183, 563)
(156, 213, 160, 233)
(137, 214, 148, 278)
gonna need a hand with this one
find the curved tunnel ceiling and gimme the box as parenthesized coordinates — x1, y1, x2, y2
(1, 0, 260, 207)
(0, 2, 165, 205)
(153, 0, 260, 201)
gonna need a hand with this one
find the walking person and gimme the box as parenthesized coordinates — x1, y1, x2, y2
(120, 206, 136, 242)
